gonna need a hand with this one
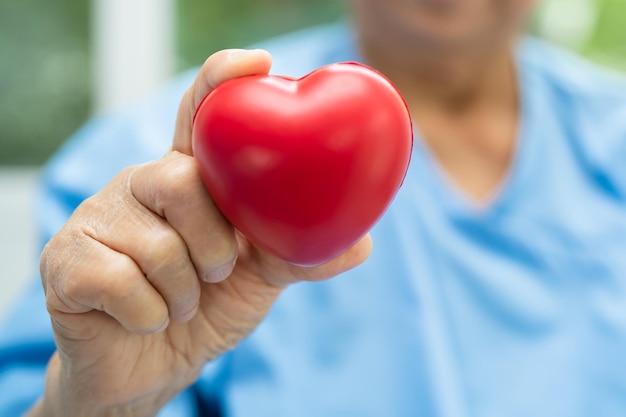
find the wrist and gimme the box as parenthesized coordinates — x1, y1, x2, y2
(34, 352, 167, 417)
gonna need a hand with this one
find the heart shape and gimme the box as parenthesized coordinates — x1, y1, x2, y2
(192, 62, 413, 266)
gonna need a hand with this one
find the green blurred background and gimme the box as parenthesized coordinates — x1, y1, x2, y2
(0, 0, 625, 166)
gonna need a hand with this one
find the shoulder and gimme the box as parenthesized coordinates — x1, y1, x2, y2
(519, 38, 626, 199)
(518, 37, 626, 121)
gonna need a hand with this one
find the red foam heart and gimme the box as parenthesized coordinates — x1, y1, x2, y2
(192, 62, 413, 266)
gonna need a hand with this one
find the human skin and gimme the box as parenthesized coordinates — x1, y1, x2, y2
(28, 1, 537, 415)
(350, 0, 535, 201)
(27, 50, 372, 417)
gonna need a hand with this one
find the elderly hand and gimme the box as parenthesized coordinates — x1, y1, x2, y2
(31, 49, 372, 417)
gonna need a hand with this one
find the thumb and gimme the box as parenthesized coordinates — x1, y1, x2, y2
(172, 49, 272, 155)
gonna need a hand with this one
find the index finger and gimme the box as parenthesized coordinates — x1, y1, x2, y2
(173, 48, 272, 155)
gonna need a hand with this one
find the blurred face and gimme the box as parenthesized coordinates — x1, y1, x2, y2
(349, 0, 535, 50)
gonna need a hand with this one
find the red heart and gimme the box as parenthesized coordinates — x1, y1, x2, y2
(192, 62, 413, 266)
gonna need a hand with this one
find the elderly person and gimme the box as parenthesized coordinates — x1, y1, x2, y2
(1, 1, 626, 416)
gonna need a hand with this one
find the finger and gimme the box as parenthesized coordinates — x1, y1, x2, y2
(130, 152, 239, 283)
(173, 48, 272, 155)
(305, 233, 374, 281)
(73, 170, 203, 322)
(246, 233, 374, 288)
(292, 233, 373, 282)
(43, 231, 170, 335)
(90, 212, 202, 323)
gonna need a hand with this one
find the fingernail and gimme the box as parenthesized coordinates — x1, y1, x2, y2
(179, 304, 199, 323)
(154, 317, 170, 333)
(203, 260, 236, 284)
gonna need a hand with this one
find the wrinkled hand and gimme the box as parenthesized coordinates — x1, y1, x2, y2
(32, 50, 372, 417)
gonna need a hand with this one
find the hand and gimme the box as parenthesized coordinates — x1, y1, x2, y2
(32, 49, 372, 417)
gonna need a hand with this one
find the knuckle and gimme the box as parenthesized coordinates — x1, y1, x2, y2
(55, 245, 138, 311)
(39, 236, 57, 283)
(95, 257, 141, 306)
(59, 270, 89, 306)
(40, 227, 83, 296)
(153, 154, 203, 209)
(142, 227, 188, 272)
(153, 248, 192, 281)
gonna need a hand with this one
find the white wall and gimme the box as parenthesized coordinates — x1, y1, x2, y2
(92, 0, 177, 114)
